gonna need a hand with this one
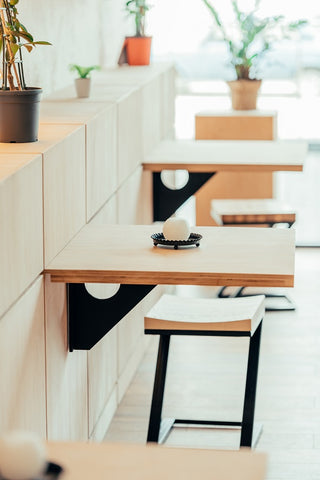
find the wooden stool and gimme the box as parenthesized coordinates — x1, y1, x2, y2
(211, 198, 296, 227)
(210, 199, 296, 311)
(145, 294, 265, 448)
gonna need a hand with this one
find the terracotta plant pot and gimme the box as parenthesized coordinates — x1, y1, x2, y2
(227, 79, 262, 110)
(125, 36, 152, 66)
(75, 78, 91, 98)
(0, 87, 42, 143)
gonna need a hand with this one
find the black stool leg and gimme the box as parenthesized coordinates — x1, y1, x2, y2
(240, 321, 263, 448)
(147, 334, 171, 442)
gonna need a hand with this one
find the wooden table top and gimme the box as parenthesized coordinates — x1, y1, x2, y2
(143, 139, 306, 172)
(45, 224, 295, 288)
(46, 442, 267, 480)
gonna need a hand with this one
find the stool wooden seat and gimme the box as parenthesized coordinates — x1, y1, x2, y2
(145, 294, 265, 449)
(211, 198, 296, 227)
(210, 199, 296, 311)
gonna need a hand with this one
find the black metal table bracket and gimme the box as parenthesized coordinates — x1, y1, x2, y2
(153, 171, 215, 221)
(67, 283, 156, 352)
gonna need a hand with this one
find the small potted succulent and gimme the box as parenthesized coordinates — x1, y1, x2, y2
(0, 0, 51, 142)
(124, 0, 152, 66)
(69, 64, 100, 98)
(201, 0, 307, 110)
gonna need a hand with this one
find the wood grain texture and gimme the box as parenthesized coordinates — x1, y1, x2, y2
(45, 224, 295, 287)
(196, 172, 274, 226)
(88, 327, 118, 437)
(118, 89, 143, 185)
(0, 124, 86, 154)
(195, 110, 277, 140)
(43, 125, 86, 265)
(211, 199, 296, 225)
(143, 139, 305, 172)
(0, 277, 46, 436)
(86, 104, 117, 220)
(87, 193, 118, 439)
(46, 441, 267, 480)
(44, 275, 88, 441)
(117, 167, 153, 225)
(0, 154, 43, 317)
(90, 194, 118, 225)
(40, 102, 118, 221)
(194, 110, 278, 226)
(145, 294, 265, 334)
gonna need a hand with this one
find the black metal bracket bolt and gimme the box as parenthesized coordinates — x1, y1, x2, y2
(67, 283, 156, 351)
(153, 171, 215, 221)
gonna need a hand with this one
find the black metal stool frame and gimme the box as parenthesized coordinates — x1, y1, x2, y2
(145, 321, 263, 449)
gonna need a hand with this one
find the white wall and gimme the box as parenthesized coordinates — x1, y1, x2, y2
(17, 0, 129, 95)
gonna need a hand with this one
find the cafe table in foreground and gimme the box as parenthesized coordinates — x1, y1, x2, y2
(46, 441, 267, 480)
(44, 224, 295, 351)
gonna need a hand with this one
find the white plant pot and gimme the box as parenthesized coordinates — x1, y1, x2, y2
(75, 78, 91, 98)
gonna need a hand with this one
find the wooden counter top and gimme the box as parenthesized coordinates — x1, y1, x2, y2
(45, 224, 295, 287)
(143, 139, 306, 172)
(47, 441, 267, 480)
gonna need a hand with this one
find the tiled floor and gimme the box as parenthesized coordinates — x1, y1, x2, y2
(104, 248, 320, 479)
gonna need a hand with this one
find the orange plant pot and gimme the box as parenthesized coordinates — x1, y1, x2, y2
(227, 79, 262, 110)
(125, 36, 152, 66)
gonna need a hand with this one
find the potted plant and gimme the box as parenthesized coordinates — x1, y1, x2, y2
(0, 0, 51, 142)
(124, 0, 152, 66)
(69, 64, 100, 98)
(201, 0, 307, 110)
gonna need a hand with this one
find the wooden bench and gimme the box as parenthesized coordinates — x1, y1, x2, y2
(145, 293, 265, 448)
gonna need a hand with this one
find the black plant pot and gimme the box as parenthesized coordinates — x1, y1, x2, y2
(0, 87, 42, 143)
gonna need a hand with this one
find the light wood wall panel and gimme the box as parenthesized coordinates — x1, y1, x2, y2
(195, 111, 276, 226)
(44, 275, 88, 441)
(0, 276, 46, 436)
(117, 166, 152, 225)
(40, 101, 118, 222)
(142, 77, 162, 156)
(88, 327, 118, 439)
(40, 101, 109, 125)
(0, 154, 43, 317)
(90, 194, 118, 225)
(86, 104, 117, 220)
(0, 125, 87, 267)
(117, 90, 143, 185)
(42, 125, 86, 265)
(0, 63, 175, 442)
(117, 168, 150, 400)
(87, 194, 118, 440)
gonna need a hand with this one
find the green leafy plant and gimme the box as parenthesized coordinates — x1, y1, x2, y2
(0, 0, 51, 90)
(125, 0, 151, 37)
(201, 0, 307, 80)
(69, 64, 100, 79)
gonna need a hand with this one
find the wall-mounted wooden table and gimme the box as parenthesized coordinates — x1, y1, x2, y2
(46, 441, 267, 480)
(45, 224, 295, 351)
(142, 139, 306, 221)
